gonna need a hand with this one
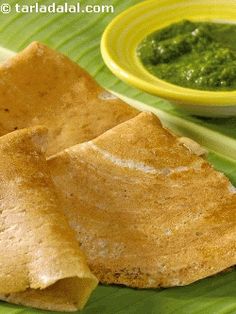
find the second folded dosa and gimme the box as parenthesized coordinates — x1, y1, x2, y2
(0, 127, 97, 311)
(0, 42, 138, 156)
(48, 112, 236, 288)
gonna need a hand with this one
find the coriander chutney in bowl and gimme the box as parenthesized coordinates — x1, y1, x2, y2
(137, 20, 236, 92)
(101, 0, 236, 117)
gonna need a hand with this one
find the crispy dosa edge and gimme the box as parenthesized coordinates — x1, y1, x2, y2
(48, 112, 236, 289)
(0, 127, 98, 311)
(0, 41, 138, 156)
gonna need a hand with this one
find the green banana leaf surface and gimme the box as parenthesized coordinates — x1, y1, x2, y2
(0, 1, 236, 313)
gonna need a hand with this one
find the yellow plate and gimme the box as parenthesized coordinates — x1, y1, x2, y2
(101, 0, 236, 117)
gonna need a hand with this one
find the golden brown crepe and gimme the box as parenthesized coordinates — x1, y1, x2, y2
(0, 41, 138, 156)
(48, 112, 236, 288)
(0, 127, 97, 311)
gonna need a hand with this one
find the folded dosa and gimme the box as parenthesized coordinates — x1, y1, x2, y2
(0, 42, 138, 156)
(0, 127, 97, 311)
(48, 112, 236, 288)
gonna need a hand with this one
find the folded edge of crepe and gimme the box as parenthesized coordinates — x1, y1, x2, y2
(0, 126, 98, 311)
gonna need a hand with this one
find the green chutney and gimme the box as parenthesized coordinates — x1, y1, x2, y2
(137, 20, 236, 91)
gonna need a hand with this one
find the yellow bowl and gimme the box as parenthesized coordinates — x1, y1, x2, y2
(101, 0, 236, 117)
